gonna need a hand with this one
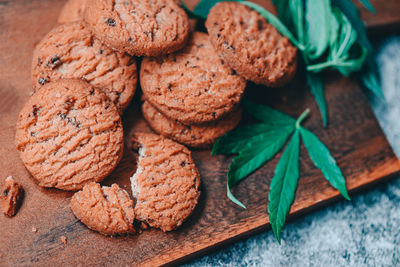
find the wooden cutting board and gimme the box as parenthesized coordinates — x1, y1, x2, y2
(1, 0, 400, 266)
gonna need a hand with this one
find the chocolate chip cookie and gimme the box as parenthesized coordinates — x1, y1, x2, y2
(141, 32, 246, 124)
(142, 101, 242, 149)
(15, 79, 124, 191)
(206, 2, 297, 87)
(32, 21, 137, 113)
(70, 182, 136, 235)
(130, 133, 200, 231)
(84, 0, 190, 56)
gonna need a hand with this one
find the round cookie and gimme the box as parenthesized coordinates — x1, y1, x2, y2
(70, 182, 136, 235)
(205, 2, 298, 87)
(58, 0, 88, 24)
(32, 21, 137, 113)
(142, 101, 242, 149)
(130, 133, 200, 232)
(84, 0, 190, 56)
(15, 79, 124, 191)
(140, 32, 246, 124)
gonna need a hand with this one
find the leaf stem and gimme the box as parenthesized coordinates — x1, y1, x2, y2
(295, 108, 310, 129)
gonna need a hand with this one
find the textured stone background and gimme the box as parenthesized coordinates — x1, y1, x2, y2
(184, 36, 400, 266)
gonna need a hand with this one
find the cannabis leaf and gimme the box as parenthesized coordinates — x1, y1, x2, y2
(213, 101, 350, 242)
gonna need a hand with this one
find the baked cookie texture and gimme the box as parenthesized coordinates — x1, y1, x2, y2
(32, 21, 137, 113)
(84, 0, 190, 56)
(142, 101, 242, 149)
(130, 133, 200, 232)
(15, 79, 124, 191)
(58, 0, 88, 24)
(206, 2, 297, 87)
(141, 32, 246, 124)
(1, 176, 24, 217)
(70, 182, 136, 235)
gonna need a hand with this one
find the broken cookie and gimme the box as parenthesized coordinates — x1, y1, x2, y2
(130, 133, 200, 232)
(1, 176, 24, 217)
(70, 182, 136, 236)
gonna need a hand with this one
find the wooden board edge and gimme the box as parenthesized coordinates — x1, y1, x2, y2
(140, 157, 400, 266)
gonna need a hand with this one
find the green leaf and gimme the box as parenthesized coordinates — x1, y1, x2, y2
(306, 72, 328, 126)
(272, 0, 292, 27)
(305, 0, 332, 59)
(289, 0, 305, 44)
(300, 127, 350, 200)
(243, 99, 296, 126)
(227, 125, 294, 208)
(359, 65, 384, 98)
(358, 0, 376, 13)
(241, 1, 304, 50)
(192, 0, 239, 19)
(268, 130, 301, 243)
(212, 124, 293, 155)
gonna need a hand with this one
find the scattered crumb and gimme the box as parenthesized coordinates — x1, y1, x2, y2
(31, 226, 37, 233)
(1, 176, 24, 216)
(61, 236, 67, 244)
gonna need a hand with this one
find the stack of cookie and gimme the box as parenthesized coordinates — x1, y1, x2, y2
(14, 0, 298, 236)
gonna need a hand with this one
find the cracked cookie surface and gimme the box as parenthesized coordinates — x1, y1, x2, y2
(141, 32, 246, 124)
(58, 0, 88, 24)
(130, 133, 200, 231)
(206, 2, 297, 87)
(71, 182, 136, 235)
(84, 0, 190, 56)
(142, 101, 242, 149)
(32, 21, 137, 113)
(15, 79, 123, 191)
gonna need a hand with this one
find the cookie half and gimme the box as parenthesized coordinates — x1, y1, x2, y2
(15, 79, 124, 191)
(141, 32, 246, 124)
(142, 101, 242, 149)
(32, 21, 137, 113)
(84, 0, 190, 56)
(130, 133, 200, 231)
(206, 2, 297, 87)
(58, 0, 88, 24)
(71, 182, 136, 235)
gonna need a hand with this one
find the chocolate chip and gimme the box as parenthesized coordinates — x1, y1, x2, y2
(257, 19, 264, 30)
(49, 56, 62, 68)
(59, 113, 67, 120)
(3, 189, 8, 196)
(229, 45, 235, 51)
(89, 89, 95, 95)
(106, 18, 116, 26)
(212, 112, 216, 118)
(245, 36, 250, 41)
(231, 69, 237, 75)
(30, 132, 36, 137)
(32, 105, 40, 117)
(191, 135, 197, 140)
(128, 37, 136, 44)
(38, 77, 47, 85)
(217, 33, 221, 38)
(167, 83, 172, 91)
(180, 161, 186, 167)
(197, 44, 204, 48)
(99, 49, 103, 54)
(37, 58, 42, 66)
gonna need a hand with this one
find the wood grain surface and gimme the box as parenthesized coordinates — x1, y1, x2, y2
(1, 0, 400, 266)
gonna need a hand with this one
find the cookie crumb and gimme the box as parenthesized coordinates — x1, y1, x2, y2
(1, 176, 24, 217)
(31, 226, 37, 233)
(61, 236, 67, 244)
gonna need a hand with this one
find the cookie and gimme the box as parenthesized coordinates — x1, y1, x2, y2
(1, 176, 24, 217)
(71, 182, 136, 235)
(142, 101, 242, 149)
(140, 32, 246, 124)
(205, 2, 298, 87)
(58, 0, 88, 24)
(32, 21, 137, 113)
(84, 0, 190, 56)
(130, 133, 200, 231)
(15, 79, 124, 191)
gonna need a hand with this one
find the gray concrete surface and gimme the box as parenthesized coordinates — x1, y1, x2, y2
(184, 36, 400, 267)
